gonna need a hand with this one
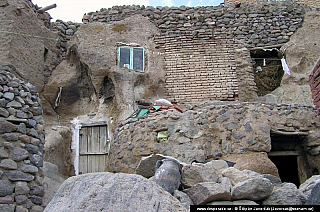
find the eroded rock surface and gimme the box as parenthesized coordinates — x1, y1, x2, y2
(44, 172, 187, 212)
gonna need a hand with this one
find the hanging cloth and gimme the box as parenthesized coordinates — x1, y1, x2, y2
(281, 57, 291, 75)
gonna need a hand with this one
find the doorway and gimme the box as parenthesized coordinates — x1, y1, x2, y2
(268, 133, 311, 187)
(78, 123, 110, 174)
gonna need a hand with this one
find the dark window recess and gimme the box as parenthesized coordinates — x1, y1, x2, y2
(250, 48, 283, 96)
(44, 48, 48, 62)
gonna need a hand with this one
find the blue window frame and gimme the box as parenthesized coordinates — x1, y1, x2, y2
(118, 46, 145, 72)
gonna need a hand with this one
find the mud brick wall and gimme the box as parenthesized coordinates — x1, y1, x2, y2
(0, 66, 45, 212)
(154, 32, 239, 102)
(309, 58, 320, 122)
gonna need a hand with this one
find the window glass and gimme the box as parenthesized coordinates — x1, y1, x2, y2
(119, 47, 130, 69)
(133, 48, 144, 71)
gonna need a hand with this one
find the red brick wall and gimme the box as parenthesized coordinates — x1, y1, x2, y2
(224, 0, 320, 8)
(309, 58, 320, 121)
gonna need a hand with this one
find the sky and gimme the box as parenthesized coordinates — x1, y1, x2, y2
(32, 0, 224, 22)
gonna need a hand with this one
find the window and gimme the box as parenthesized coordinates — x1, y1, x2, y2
(118, 46, 144, 72)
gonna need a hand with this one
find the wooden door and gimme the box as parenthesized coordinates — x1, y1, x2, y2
(79, 124, 109, 174)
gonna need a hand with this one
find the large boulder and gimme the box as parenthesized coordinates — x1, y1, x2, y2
(181, 160, 228, 188)
(222, 152, 279, 177)
(208, 200, 258, 205)
(173, 190, 193, 209)
(44, 172, 187, 212)
(183, 182, 231, 205)
(263, 183, 303, 205)
(222, 167, 252, 186)
(135, 154, 167, 178)
(231, 178, 274, 201)
(305, 181, 320, 205)
(43, 162, 66, 206)
(299, 175, 320, 198)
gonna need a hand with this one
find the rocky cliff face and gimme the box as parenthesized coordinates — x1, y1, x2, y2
(268, 10, 320, 105)
(0, 0, 61, 92)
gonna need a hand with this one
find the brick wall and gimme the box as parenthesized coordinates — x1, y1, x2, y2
(154, 32, 239, 102)
(309, 58, 320, 122)
(224, 0, 320, 8)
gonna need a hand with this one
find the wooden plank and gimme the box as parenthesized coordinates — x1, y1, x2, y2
(92, 126, 100, 172)
(87, 127, 93, 173)
(99, 126, 107, 172)
(79, 127, 88, 174)
(80, 152, 108, 156)
(268, 151, 301, 156)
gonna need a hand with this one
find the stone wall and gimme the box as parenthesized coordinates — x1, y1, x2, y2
(0, 66, 45, 212)
(84, 2, 305, 102)
(309, 58, 320, 122)
(224, 0, 320, 9)
(110, 102, 320, 175)
(87, 2, 305, 48)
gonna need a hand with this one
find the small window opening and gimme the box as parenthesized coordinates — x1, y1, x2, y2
(250, 48, 283, 96)
(118, 46, 144, 72)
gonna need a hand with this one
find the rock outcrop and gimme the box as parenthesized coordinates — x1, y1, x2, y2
(0, 0, 61, 91)
(267, 10, 320, 105)
(44, 172, 187, 212)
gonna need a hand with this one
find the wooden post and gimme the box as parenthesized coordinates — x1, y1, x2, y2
(37, 4, 57, 13)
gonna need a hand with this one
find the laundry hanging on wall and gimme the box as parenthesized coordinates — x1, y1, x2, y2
(281, 57, 291, 75)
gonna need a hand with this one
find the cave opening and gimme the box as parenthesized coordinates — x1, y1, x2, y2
(250, 48, 284, 96)
(99, 76, 115, 100)
(268, 133, 311, 187)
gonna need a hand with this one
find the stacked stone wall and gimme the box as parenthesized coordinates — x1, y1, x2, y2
(110, 101, 320, 174)
(87, 2, 305, 48)
(225, 0, 320, 9)
(0, 66, 45, 212)
(86, 2, 305, 102)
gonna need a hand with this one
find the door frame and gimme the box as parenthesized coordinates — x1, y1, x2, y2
(74, 121, 110, 175)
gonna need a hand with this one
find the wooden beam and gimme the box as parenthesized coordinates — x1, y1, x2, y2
(80, 152, 109, 156)
(37, 4, 57, 13)
(81, 121, 108, 127)
(271, 129, 309, 136)
(268, 151, 301, 156)
(248, 44, 283, 51)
